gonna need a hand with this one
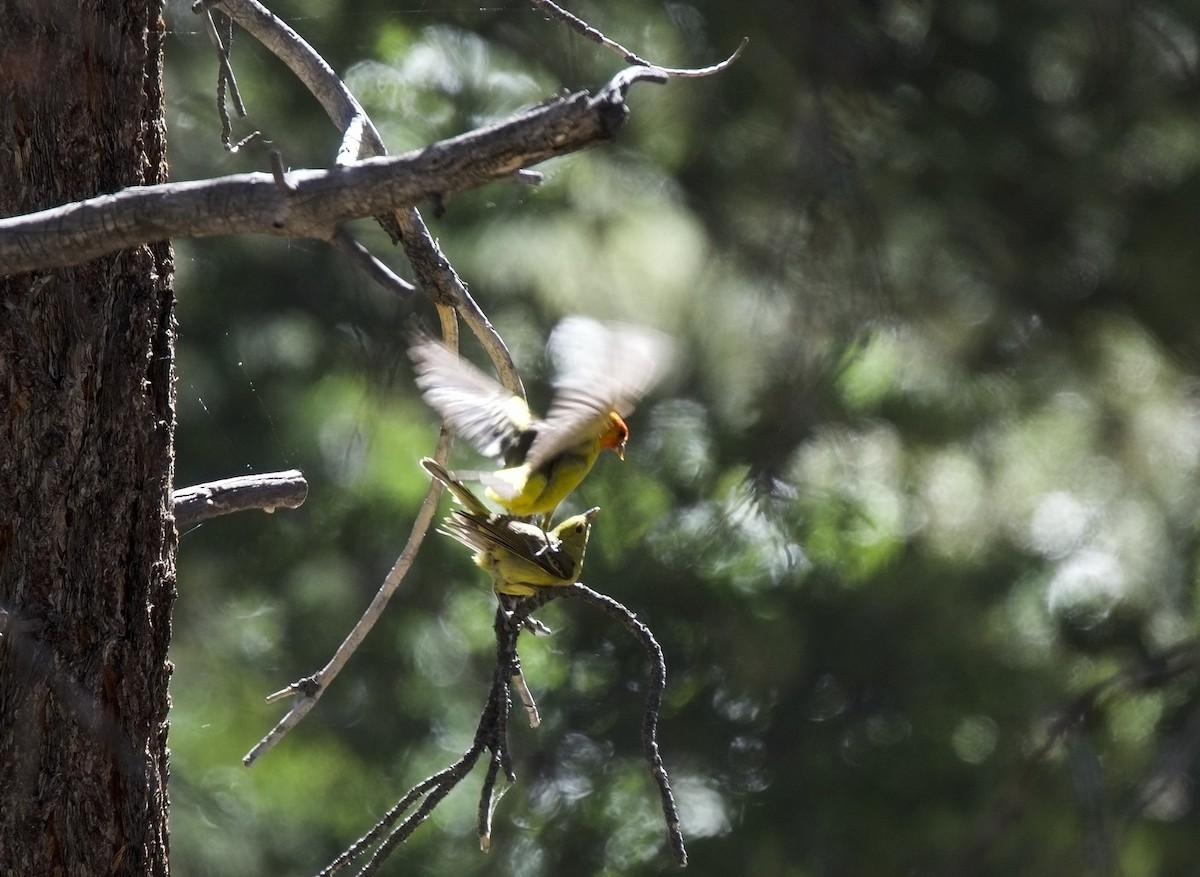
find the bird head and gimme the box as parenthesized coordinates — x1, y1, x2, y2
(599, 411, 630, 459)
(552, 507, 601, 576)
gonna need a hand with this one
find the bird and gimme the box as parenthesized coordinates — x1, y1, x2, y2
(409, 317, 673, 522)
(422, 457, 600, 597)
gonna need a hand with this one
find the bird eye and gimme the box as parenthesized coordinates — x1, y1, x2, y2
(574, 523, 585, 534)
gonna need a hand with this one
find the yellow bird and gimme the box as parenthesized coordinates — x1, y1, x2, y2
(410, 317, 673, 521)
(422, 458, 600, 596)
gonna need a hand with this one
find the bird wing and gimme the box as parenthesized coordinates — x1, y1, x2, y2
(443, 512, 575, 580)
(408, 335, 538, 464)
(525, 317, 675, 470)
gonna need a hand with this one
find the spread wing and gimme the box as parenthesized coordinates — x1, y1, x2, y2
(409, 335, 538, 464)
(524, 317, 675, 470)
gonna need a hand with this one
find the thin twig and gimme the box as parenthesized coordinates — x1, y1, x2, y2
(511, 664, 542, 729)
(529, 0, 653, 65)
(656, 37, 748, 79)
(201, 7, 259, 151)
(242, 431, 452, 766)
(450, 267, 525, 399)
(509, 585, 687, 866)
(530, 0, 747, 78)
(268, 150, 297, 194)
(358, 771, 464, 877)
(173, 470, 308, 527)
(329, 227, 416, 299)
(319, 764, 460, 875)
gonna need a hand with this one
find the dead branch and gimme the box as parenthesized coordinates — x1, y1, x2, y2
(172, 470, 308, 527)
(0, 76, 650, 276)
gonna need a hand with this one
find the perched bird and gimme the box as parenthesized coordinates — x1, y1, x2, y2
(409, 317, 673, 521)
(422, 457, 600, 596)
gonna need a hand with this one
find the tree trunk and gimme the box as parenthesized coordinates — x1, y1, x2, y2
(0, 1, 175, 874)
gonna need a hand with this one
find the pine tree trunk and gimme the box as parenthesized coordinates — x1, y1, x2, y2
(0, 1, 175, 873)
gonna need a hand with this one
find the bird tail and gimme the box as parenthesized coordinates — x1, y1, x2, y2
(419, 457, 492, 517)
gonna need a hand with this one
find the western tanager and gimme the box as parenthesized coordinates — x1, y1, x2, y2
(410, 317, 672, 521)
(422, 457, 599, 596)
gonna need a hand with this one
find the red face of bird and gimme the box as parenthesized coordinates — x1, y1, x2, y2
(600, 411, 630, 460)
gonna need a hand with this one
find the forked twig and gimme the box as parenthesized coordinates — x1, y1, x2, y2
(320, 584, 685, 874)
(317, 606, 524, 875)
(200, 6, 260, 151)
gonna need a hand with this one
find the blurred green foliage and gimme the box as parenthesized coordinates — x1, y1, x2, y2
(165, 0, 1200, 874)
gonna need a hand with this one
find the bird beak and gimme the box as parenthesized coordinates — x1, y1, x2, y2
(583, 507, 601, 520)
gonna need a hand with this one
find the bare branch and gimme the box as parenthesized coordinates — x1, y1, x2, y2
(0, 81, 644, 276)
(172, 470, 308, 527)
(315, 575, 685, 871)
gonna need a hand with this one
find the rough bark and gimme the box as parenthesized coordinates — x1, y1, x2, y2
(0, 1, 176, 874)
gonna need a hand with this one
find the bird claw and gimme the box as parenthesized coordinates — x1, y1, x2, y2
(500, 604, 554, 636)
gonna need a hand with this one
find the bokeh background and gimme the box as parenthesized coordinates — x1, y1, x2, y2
(164, 0, 1200, 874)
